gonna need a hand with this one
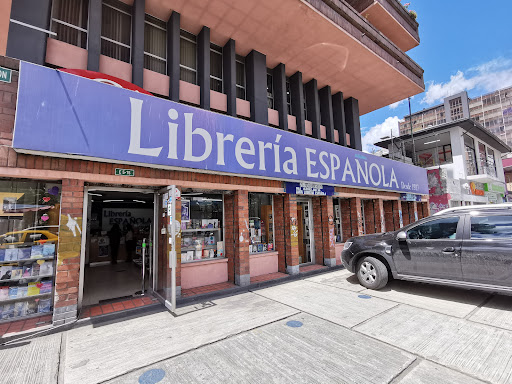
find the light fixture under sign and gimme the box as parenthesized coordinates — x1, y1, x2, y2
(424, 139, 441, 145)
(104, 199, 123, 203)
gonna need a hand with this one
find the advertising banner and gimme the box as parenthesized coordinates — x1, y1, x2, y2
(13, 62, 428, 195)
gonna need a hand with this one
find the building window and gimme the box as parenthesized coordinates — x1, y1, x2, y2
(143, 15, 166, 75)
(236, 55, 246, 100)
(180, 30, 197, 84)
(449, 97, 464, 121)
(286, 77, 292, 115)
(267, 69, 274, 109)
(248, 194, 275, 253)
(101, 0, 132, 63)
(210, 44, 223, 92)
(464, 135, 478, 176)
(303, 84, 308, 121)
(439, 144, 452, 164)
(51, 0, 88, 49)
(180, 194, 224, 262)
(0, 180, 61, 321)
(486, 147, 497, 177)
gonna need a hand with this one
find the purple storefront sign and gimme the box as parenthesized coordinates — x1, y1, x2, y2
(13, 62, 428, 195)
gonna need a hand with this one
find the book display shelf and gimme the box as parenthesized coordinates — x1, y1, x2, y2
(0, 241, 56, 322)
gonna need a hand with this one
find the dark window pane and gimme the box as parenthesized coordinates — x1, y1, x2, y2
(407, 217, 459, 240)
(471, 215, 512, 239)
(51, 0, 88, 48)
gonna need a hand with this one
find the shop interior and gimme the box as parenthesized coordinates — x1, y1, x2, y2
(297, 200, 313, 264)
(83, 190, 154, 306)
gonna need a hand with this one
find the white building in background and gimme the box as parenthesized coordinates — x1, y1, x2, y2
(376, 118, 510, 213)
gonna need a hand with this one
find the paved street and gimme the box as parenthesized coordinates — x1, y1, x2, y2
(2, 269, 512, 384)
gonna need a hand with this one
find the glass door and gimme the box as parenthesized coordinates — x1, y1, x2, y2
(152, 186, 178, 312)
(297, 199, 314, 264)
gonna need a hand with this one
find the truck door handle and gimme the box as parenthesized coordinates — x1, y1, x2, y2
(442, 247, 455, 252)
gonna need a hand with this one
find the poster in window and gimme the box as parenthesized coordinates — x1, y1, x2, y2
(181, 200, 190, 222)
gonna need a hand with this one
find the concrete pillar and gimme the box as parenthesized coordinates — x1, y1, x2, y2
(319, 86, 335, 143)
(246, 49, 268, 125)
(344, 97, 362, 151)
(273, 63, 288, 130)
(166, 11, 180, 102)
(304, 79, 321, 139)
(222, 39, 236, 116)
(87, 0, 102, 71)
(332, 92, 347, 146)
(53, 179, 84, 325)
(283, 194, 300, 274)
(131, 0, 145, 88)
(198, 26, 210, 110)
(290, 71, 305, 135)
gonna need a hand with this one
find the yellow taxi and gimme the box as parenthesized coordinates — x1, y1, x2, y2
(0, 230, 58, 248)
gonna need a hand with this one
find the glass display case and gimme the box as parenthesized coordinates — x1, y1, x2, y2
(248, 194, 275, 253)
(0, 180, 61, 322)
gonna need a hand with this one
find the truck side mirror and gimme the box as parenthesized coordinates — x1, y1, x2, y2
(396, 231, 407, 241)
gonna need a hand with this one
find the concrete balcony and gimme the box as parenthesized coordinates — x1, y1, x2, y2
(466, 160, 501, 184)
(344, 0, 420, 51)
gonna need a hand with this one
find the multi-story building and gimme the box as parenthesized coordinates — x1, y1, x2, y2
(0, 0, 427, 329)
(377, 119, 510, 213)
(399, 87, 512, 146)
(503, 156, 512, 201)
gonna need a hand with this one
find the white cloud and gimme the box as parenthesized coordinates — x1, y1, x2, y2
(388, 99, 406, 110)
(362, 116, 401, 153)
(422, 57, 512, 105)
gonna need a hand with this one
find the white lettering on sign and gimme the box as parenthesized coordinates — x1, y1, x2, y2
(126, 97, 408, 191)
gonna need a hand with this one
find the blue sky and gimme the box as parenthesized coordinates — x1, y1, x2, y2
(361, 0, 512, 152)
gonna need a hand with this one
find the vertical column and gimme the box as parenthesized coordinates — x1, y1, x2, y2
(87, 0, 102, 71)
(223, 39, 236, 116)
(246, 49, 268, 125)
(320, 196, 336, 266)
(273, 63, 288, 130)
(224, 193, 235, 282)
(233, 190, 250, 286)
(197, 26, 210, 110)
(53, 179, 84, 325)
(131, 0, 145, 88)
(350, 197, 364, 236)
(393, 200, 403, 228)
(273, 195, 287, 273)
(304, 79, 321, 139)
(319, 86, 335, 143)
(383, 200, 395, 231)
(174, 192, 182, 296)
(283, 194, 300, 274)
(344, 97, 362, 151)
(6, 0, 51, 64)
(290, 71, 305, 135)
(167, 11, 180, 102)
(413, 201, 419, 222)
(363, 200, 375, 234)
(332, 92, 347, 146)
(375, 199, 386, 233)
(312, 197, 323, 265)
(401, 201, 410, 226)
(340, 198, 352, 240)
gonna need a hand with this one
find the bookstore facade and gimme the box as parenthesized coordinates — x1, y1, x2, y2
(0, 60, 429, 325)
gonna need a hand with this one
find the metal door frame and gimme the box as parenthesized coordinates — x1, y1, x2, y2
(296, 197, 315, 265)
(78, 186, 157, 311)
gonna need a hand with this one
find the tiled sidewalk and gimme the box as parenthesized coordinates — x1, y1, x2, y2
(0, 314, 52, 337)
(181, 282, 236, 298)
(300, 264, 328, 273)
(250, 272, 288, 284)
(80, 296, 158, 319)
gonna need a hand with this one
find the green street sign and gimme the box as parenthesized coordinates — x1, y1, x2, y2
(115, 168, 134, 176)
(0, 66, 12, 83)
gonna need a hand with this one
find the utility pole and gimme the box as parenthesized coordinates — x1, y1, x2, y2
(408, 97, 416, 165)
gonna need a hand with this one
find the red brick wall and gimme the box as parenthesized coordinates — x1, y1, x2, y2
(273, 195, 287, 273)
(375, 199, 385, 232)
(319, 196, 336, 263)
(283, 194, 299, 269)
(233, 190, 250, 284)
(350, 197, 364, 236)
(224, 193, 235, 282)
(383, 200, 395, 232)
(312, 197, 324, 265)
(363, 199, 376, 234)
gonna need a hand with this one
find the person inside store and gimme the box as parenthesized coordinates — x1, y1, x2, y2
(107, 223, 122, 264)
(125, 223, 135, 263)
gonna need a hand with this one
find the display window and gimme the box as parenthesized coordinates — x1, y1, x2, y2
(180, 194, 224, 262)
(333, 198, 343, 243)
(248, 193, 275, 253)
(0, 180, 61, 321)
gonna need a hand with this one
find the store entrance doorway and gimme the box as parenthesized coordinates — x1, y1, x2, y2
(297, 199, 315, 264)
(81, 189, 155, 307)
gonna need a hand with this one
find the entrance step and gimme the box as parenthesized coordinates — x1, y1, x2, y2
(80, 295, 158, 319)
